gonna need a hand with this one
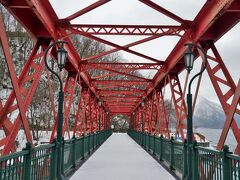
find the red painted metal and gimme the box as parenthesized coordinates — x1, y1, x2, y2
(66, 0, 111, 21)
(74, 88, 88, 136)
(139, 0, 186, 24)
(168, 74, 187, 140)
(0, 0, 239, 154)
(71, 24, 185, 36)
(72, 31, 164, 63)
(217, 80, 240, 150)
(62, 74, 78, 137)
(0, 25, 47, 154)
(82, 62, 161, 71)
(205, 42, 240, 153)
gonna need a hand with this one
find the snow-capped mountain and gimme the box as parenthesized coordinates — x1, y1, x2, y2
(193, 97, 237, 129)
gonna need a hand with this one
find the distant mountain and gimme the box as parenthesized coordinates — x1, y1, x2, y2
(193, 97, 233, 129)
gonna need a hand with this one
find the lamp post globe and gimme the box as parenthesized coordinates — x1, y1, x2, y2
(44, 41, 68, 180)
(57, 45, 68, 71)
(184, 47, 194, 73)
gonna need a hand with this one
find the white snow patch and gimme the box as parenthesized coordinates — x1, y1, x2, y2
(70, 133, 175, 180)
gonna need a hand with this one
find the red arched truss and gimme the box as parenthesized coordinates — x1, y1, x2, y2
(0, 0, 239, 155)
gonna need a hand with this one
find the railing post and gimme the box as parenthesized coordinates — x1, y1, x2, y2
(50, 139, 57, 180)
(153, 134, 156, 155)
(88, 133, 90, 154)
(192, 141, 199, 180)
(222, 145, 231, 180)
(183, 139, 188, 179)
(72, 135, 76, 168)
(82, 134, 85, 160)
(160, 135, 163, 161)
(170, 136, 175, 170)
(148, 133, 150, 151)
(143, 132, 145, 148)
(96, 131, 99, 147)
(22, 142, 32, 180)
(95, 132, 97, 148)
(61, 138, 65, 174)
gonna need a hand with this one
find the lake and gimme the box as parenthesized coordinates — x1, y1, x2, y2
(195, 128, 236, 152)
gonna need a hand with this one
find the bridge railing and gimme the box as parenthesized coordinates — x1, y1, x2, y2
(0, 129, 112, 180)
(128, 129, 239, 180)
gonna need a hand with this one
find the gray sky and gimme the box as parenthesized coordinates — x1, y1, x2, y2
(50, 0, 239, 104)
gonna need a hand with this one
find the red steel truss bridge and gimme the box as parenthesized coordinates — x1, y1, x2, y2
(0, 0, 239, 179)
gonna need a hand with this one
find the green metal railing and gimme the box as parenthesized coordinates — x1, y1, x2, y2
(128, 129, 240, 180)
(0, 129, 112, 180)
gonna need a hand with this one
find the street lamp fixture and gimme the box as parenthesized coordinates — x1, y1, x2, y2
(57, 44, 68, 71)
(184, 47, 195, 73)
(141, 100, 145, 145)
(184, 43, 208, 180)
(44, 41, 68, 180)
(98, 101, 102, 131)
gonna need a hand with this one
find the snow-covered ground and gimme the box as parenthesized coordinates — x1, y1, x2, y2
(0, 130, 74, 151)
(70, 133, 175, 180)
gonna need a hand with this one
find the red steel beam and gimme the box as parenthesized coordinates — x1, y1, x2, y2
(83, 62, 161, 70)
(1, 0, 100, 99)
(71, 24, 185, 35)
(89, 64, 151, 81)
(98, 90, 146, 96)
(139, 0, 186, 24)
(217, 80, 240, 150)
(66, 0, 111, 21)
(141, 0, 236, 111)
(92, 80, 152, 86)
(71, 29, 165, 63)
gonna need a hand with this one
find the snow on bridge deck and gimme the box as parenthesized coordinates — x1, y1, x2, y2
(70, 133, 175, 180)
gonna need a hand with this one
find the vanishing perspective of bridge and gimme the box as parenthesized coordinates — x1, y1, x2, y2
(0, 0, 239, 180)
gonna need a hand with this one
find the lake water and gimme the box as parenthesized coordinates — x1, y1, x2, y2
(195, 128, 236, 152)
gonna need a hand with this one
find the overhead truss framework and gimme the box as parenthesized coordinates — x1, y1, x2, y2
(0, 0, 239, 154)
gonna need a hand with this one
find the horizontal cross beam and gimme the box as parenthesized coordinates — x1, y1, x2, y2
(82, 62, 162, 70)
(71, 24, 185, 35)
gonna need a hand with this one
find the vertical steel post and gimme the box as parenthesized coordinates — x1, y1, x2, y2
(170, 136, 175, 170)
(192, 141, 199, 180)
(187, 93, 193, 179)
(142, 108, 144, 146)
(184, 43, 208, 180)
(160, 135, 163, 161)
(22, 142, 32, 180)
(72, 136, 76, 168)
(50, 139, 57, 180)
(57, 91, 65, 180)
(82, 134, 85, 159)
(44, 41, 67, 180)
(183, 140, 188, 179)
(153, 134, 156, 155)
(222, 145, 231, 180)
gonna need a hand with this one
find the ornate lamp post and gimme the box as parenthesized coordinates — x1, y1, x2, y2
(98, 101, 102, 131)
(184, 43, 208, 180)
(132, 112, 135, 130)
(141, 100, 145, 145)
(44, 41, 68, 180)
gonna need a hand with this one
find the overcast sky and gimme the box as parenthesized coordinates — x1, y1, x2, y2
(50, 0, 239, 104)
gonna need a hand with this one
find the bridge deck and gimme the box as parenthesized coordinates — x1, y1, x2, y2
(70, 133, 175, 180)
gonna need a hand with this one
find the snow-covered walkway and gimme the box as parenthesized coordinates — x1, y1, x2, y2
(70, 133, 175, 180)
